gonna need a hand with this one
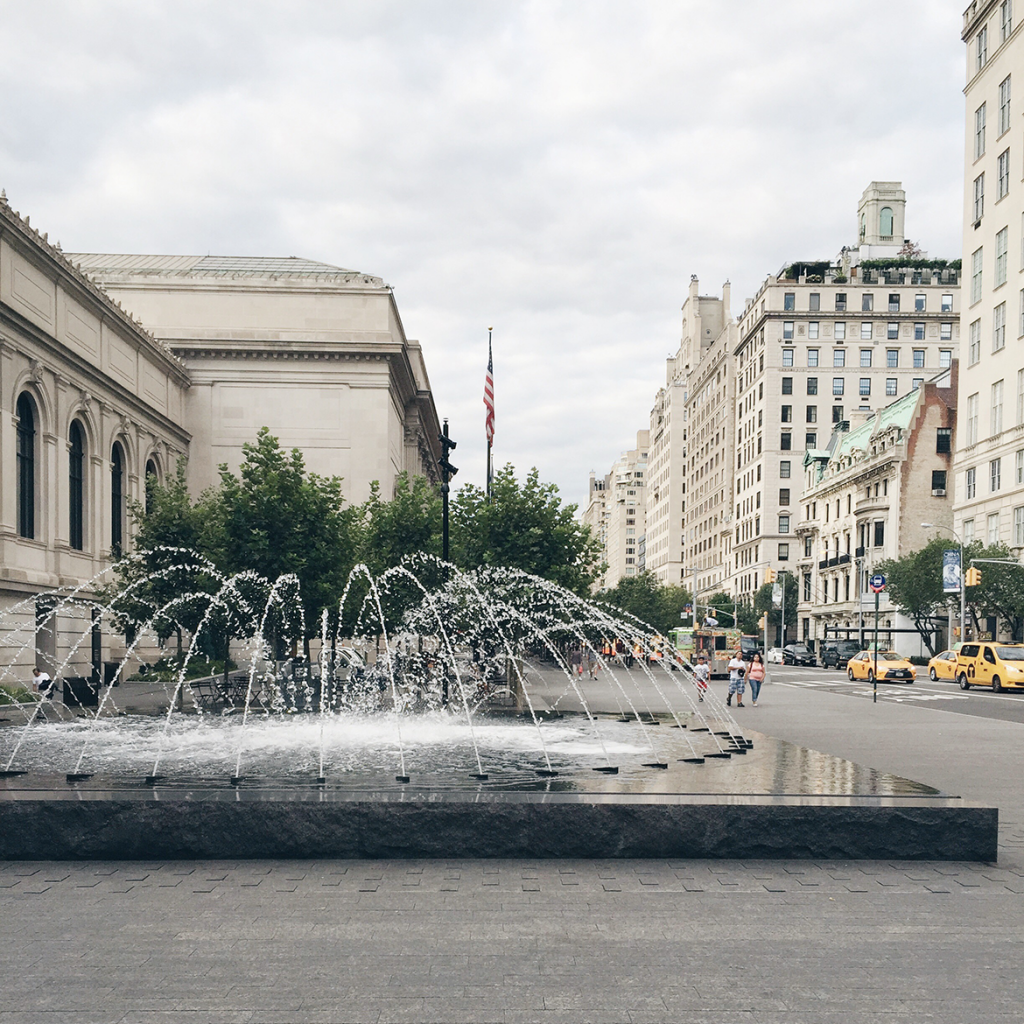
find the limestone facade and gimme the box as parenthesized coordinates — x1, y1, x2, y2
(954, 2, 1024, 565)
(70, 254, 441, 504)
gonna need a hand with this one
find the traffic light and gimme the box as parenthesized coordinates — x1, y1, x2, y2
(438, 424, 458, 482)
(965, 566, 982, 586)
(765, 568, 777, 584)
(758, 614, 767, 630)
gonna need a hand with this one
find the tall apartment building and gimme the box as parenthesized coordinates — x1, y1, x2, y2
(646, 277, 730, 585)
(584, 431, 649, 591)
(732, 182, 961, 605)
(954, 2, 1024, 560)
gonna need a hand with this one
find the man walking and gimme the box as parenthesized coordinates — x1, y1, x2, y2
(726, 652, 746, 707)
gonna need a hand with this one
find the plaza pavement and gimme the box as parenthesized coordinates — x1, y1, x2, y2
(3, 665, 1024, 1023)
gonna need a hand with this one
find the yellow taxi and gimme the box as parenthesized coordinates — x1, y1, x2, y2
(955, 642, 1024, 691)
(846, 650, 916, 683)
(927, 650, 959, 681)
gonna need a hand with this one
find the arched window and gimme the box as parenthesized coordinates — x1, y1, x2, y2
(111, 442, 125, 556)
(879, 207, 894, 237)
(69, 421, 85, 551)
(145, 459, 158, 514)
(16, 393, 36, 539)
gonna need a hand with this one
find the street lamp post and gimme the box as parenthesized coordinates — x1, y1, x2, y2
(922, 523, 965, 647)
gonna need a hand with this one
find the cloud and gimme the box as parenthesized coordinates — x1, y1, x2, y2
(0, 0, 965, 508)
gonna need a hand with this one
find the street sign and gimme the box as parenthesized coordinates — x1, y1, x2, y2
(771, 583, 782, 606)
(869, 574, 886, 594)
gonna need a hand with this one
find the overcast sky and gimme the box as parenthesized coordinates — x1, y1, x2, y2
(0, 1, 967, 508)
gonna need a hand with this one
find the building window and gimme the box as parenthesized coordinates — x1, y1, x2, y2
(780, 433, 792, 451)
(860, 348, 872, 367)
(835, 293, 847, 311)
(941, 322, 953, 340)
(915, 293, 926, 312)
(913, 323, 925, 341)
(808, 320, 821, 341)
(860, 322, 872, 340)
(967, 467, 977, 500)
(964, 519, 975, 543)
(976, 103, 987, 158)
(807, 377, 818, 395)
(968, 393, 979, 445)
(880, 207, 894, 237)
(992, 458, 1003, 492)
(862, 293, 874, 312)
(832, 405, 844, 423)
(1018, 368, 1024, 424)
(779, 488, 790, 505)
(936, 428, 952, 454)
(1002, 1, 1014, 41)
(779, 515, 790, 534)
(809, 293, 820, 312)
(912, 377, 924, 391)
(988, 512, 1000, 545)
(978, 25, 988, 71)
(874, 521, 885, 547)
(886, 348, 899, 367)
(782, 348, 794, 366)
(784, 293, 795, 311)
(997, 226, 1009, 285)
(16, 393, 35, 540)
(805, 433, 816, 449)
(111, 442, 125, 556)
(779, 461, 791, 478)
(778, 542, 790, 560)
(932, 470, 947, 492)
(1000, 74, 1012, 134)
(999, 149, 1011, 199)
(994, 301, 1007, 350)
(1015, 507, 1024, 548)
(782, 376, 793, 395)
(783, 321, 794, 339)
(808, 347, 819, 365)
(974, 174, 985, 223)
(859, 378, 871, 397)
(886, 378, 897, 396)
(969, 319, 981, 364)
(781, 405, 792, 423)
(145, 459, 158, 514)
(833, 378, 845, 396)
(887, 322, 899, 340)
(913, 349, 925, 369)
(69, 421, 85, 551)
(887, 294, 900, 312)
(942, 293, 953, 313)
(803, 572, 812, 599)
(834, 322, 847, 341)
(993, 379, 1005, 435)
(833, 349, 846, 367)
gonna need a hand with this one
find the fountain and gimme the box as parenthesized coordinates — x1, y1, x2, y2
(0, 554, 996, 860)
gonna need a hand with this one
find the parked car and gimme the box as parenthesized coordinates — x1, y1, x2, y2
(740, 635, 763, 662)
(782, 643, 816, 667)
(820, 640, 861, 669)
(846, 650, 915, 683)
(955, 642, 1024, 691)
(766, 647, 784, 664)
(927, 649, 959, 681)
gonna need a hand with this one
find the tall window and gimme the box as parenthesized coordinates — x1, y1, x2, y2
(939, 349, 953, 368)
(145, 459, 158, 515)
(886, 379, 898, 396)
(887, 349, 899, 367)
(879, 207, 894, 237)
(807, 347, 819, 365)
(1000, 75, 1012, 134)
(859, 378, 871, 397)
(967, 467, 977, 500)
(988, 512, 1001, 545)
(111, 442, 125, 556)
(16, 393, 35, 539)
(834, 322, 847, 340)
(974, 174, 985, 223)
(976, 103, 987, 158)
(941, 293, 953, 312)
(860, 348, 872, 367)
(997, 227, 1009, 284)
(887, 322, 899, 340)
(69, 421, 84, 551)
(994, 301, 1007, 350)
(888, 293, 900, 312)
(834, 349, 846, 367)
(1018, 367, 1024, 424)
(993, 458, 1003, 491)
(1014, 507, 1024, 548)
(998, 150, 1011, 199)
(973, 248, 984, 303)
(833, 378, 845, 396)
(993, 379, 1005, 435)
(978, 25, 988, 71)
(915, 293, 926, 312)
(1002, 0, 1013, 41)
(784, 293, 795, 311)
(968, 393, 979, 446)
(860, 322, 872, 340)
(862, 293, 874, 311)
(969, 318, 982, 364)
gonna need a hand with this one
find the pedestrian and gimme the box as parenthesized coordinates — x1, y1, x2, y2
(569, 646, 582, 677)
(747, 652, 766, 706)
(31, 666, 54, 698)
(726, 652, 746, 707)
(692, 654, 710, 701)
(579, 646, 593, 679)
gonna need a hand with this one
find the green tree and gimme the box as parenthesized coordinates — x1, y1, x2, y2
(753, 573, 798, 644)
(598, 572, 691, 635)
(875, 537, 951, 656)
(358, 473, 441, 576)
(451, 464, 603, 595)
(965, 543, 1024, 640)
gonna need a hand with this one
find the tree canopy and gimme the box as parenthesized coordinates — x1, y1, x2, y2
(597, 572, 691, 635)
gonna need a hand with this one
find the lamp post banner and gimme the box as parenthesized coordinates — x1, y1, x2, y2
(942, 548, 962, 593)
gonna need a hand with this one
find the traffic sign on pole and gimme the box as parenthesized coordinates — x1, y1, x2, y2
(869, 574, 886, 594)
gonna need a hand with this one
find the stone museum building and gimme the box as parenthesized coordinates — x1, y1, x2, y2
(0, 196, 442, 681)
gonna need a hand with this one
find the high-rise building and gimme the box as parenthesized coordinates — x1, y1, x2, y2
(732, 182, 961, 606)
(954, 2, 1023, 564)
(646, 277, 731, 586)
(584, 431, 649, 591)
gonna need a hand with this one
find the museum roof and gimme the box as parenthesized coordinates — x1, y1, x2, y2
(68, 253, 381, 283)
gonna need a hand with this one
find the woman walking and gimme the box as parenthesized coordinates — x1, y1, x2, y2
(747, 652, 766, 706)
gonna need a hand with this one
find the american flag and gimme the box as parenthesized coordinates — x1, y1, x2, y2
(484, 336, 495, 444)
